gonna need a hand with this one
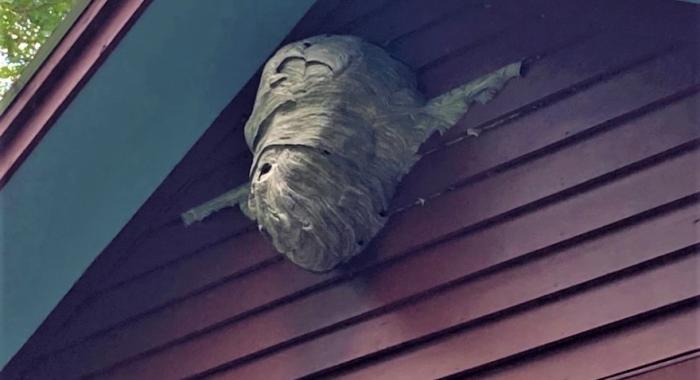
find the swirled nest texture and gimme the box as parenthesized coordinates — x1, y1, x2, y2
(244, 35, 520, 271)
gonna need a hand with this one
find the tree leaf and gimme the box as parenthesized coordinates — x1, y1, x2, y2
(0, 0, 77, 98)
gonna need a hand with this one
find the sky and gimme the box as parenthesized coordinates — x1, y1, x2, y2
(0, 52, 12, 96)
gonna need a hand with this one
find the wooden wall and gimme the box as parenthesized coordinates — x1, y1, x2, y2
(3, 0, 699, 379)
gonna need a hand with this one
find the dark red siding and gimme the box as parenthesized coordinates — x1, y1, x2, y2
(3, 0, 699, 379)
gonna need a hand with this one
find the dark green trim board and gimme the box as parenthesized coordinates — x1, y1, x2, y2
(0, 0, 314, 368)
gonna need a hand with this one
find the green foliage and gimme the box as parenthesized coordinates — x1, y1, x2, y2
(0, 0, 76, 96)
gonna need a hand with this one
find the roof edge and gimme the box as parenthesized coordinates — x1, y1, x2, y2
(0, 0, 152, 189)
(0, 0, 92, 116)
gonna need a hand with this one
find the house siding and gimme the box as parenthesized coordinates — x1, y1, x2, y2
(4, 0, 699, 379)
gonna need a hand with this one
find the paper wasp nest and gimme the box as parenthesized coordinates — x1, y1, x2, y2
(184, 35, 521, 272)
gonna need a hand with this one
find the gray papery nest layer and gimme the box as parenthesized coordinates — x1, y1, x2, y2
(183, 35, 522, 272)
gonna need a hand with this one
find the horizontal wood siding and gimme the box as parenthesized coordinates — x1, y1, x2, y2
(4, 0, 699, 379)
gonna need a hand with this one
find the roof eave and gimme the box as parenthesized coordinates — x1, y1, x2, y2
(0, 0, 152, 189)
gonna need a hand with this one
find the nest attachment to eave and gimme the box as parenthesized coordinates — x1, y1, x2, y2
(183, 35, 522, 272)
